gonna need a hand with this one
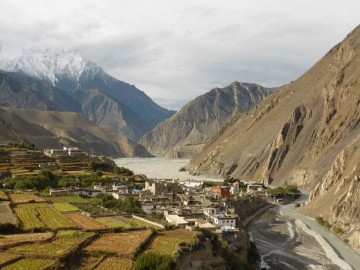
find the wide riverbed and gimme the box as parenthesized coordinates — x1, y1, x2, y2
(115, 157, 222, 181)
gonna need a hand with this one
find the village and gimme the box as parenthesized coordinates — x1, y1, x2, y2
(0, 143, 300, 269)
(49, 172, 292, 241)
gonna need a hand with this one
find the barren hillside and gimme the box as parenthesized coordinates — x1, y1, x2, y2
(189, 25, 360, 252)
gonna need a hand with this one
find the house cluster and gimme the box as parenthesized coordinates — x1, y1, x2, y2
(50, 177, 272, 243)
(44, 146, 88, 158)
(138, 179, 241, 239)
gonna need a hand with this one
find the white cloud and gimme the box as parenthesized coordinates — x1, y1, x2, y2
(0, 0, 360, 109)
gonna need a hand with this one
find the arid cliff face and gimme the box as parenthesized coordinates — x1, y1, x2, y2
(189, 25, 360, 252)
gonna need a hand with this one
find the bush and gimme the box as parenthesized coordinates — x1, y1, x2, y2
(315, 216, 325, 226)
(332, 226, 343, 234)
(135, 253, 173, 270)
(295, 203, 301, 208)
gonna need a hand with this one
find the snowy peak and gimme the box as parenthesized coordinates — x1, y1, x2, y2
(0, 49, 92, 85)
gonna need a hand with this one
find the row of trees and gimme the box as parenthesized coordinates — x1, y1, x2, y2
(1, 170, 111, 191)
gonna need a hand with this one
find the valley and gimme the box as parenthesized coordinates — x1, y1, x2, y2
(0, 2, 360, 269)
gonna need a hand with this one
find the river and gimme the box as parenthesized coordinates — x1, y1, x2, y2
(114, 157, 222, 182)
(248, 194, 360, 270)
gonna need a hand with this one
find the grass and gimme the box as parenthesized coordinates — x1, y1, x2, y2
(96, 257, 133, 270)
(14, 203, 76, 230)
(7, 231, 94, 258)
(52, 203, 79, 212)
(48, 196, 90, 204)
(2, 258, 56, 270)
(146, 229, 199, 258)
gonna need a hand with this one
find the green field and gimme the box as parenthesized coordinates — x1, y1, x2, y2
(52, 203, 79, 212)
(146, 230, 199, 258)
(48, 196, 90, 204)
(2, 258, 56, 270)
(14, 203, 76, 230)
(7, 231, 94, 258)
(95, 216, 162, 229)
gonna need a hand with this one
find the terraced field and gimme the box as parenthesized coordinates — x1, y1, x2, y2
(52, 203, 79, 212)
(0, 202, 18, 225)
(0, 190, 8, 200)
(14, 203, 76, 230)
(85, 230, 152, 257)
(95, 216, 162, 230)
(2, 258, 56, 270)
(65, 213, 108, 230)
(7, 231, 94, 258)
(9, 193, 45, 204)
(0, 253, 21, 267)
(146, 229, 199, 258)
(48, 196, 89, 204)
(0, 232, 54, 248)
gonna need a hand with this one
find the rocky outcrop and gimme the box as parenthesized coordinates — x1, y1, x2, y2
(301, 146, 360, 253)
(140, 82, 274, 157)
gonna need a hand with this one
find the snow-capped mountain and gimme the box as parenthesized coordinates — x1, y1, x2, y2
(0, 49, 89, 87)
(0, 49, 175, 140)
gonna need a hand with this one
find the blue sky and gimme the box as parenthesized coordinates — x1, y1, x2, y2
(1, 0, 360, 110)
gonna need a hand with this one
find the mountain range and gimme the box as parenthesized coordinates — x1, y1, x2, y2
(140, 82, 275, 158)
(189, 25, 360, 252)
(0, 49, 175, 141)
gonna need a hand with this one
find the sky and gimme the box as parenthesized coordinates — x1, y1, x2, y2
(0, 0, 360, 110)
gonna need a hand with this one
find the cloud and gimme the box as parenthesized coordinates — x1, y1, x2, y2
(0, 0, 360, 109)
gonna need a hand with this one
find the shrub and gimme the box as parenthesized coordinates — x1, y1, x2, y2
(332, 226, 343, 234)
(315, 216, 325, 226)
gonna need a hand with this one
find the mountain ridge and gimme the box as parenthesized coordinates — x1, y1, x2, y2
(140, 81, 275, 157)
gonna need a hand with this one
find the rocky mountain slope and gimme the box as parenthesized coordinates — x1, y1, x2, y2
(140, 82, 274, 157)
(0, 50, 175, 140)
(189, 25, 360, 252)
(0, 107, 151, 158)
(0, 71, 57, 111)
